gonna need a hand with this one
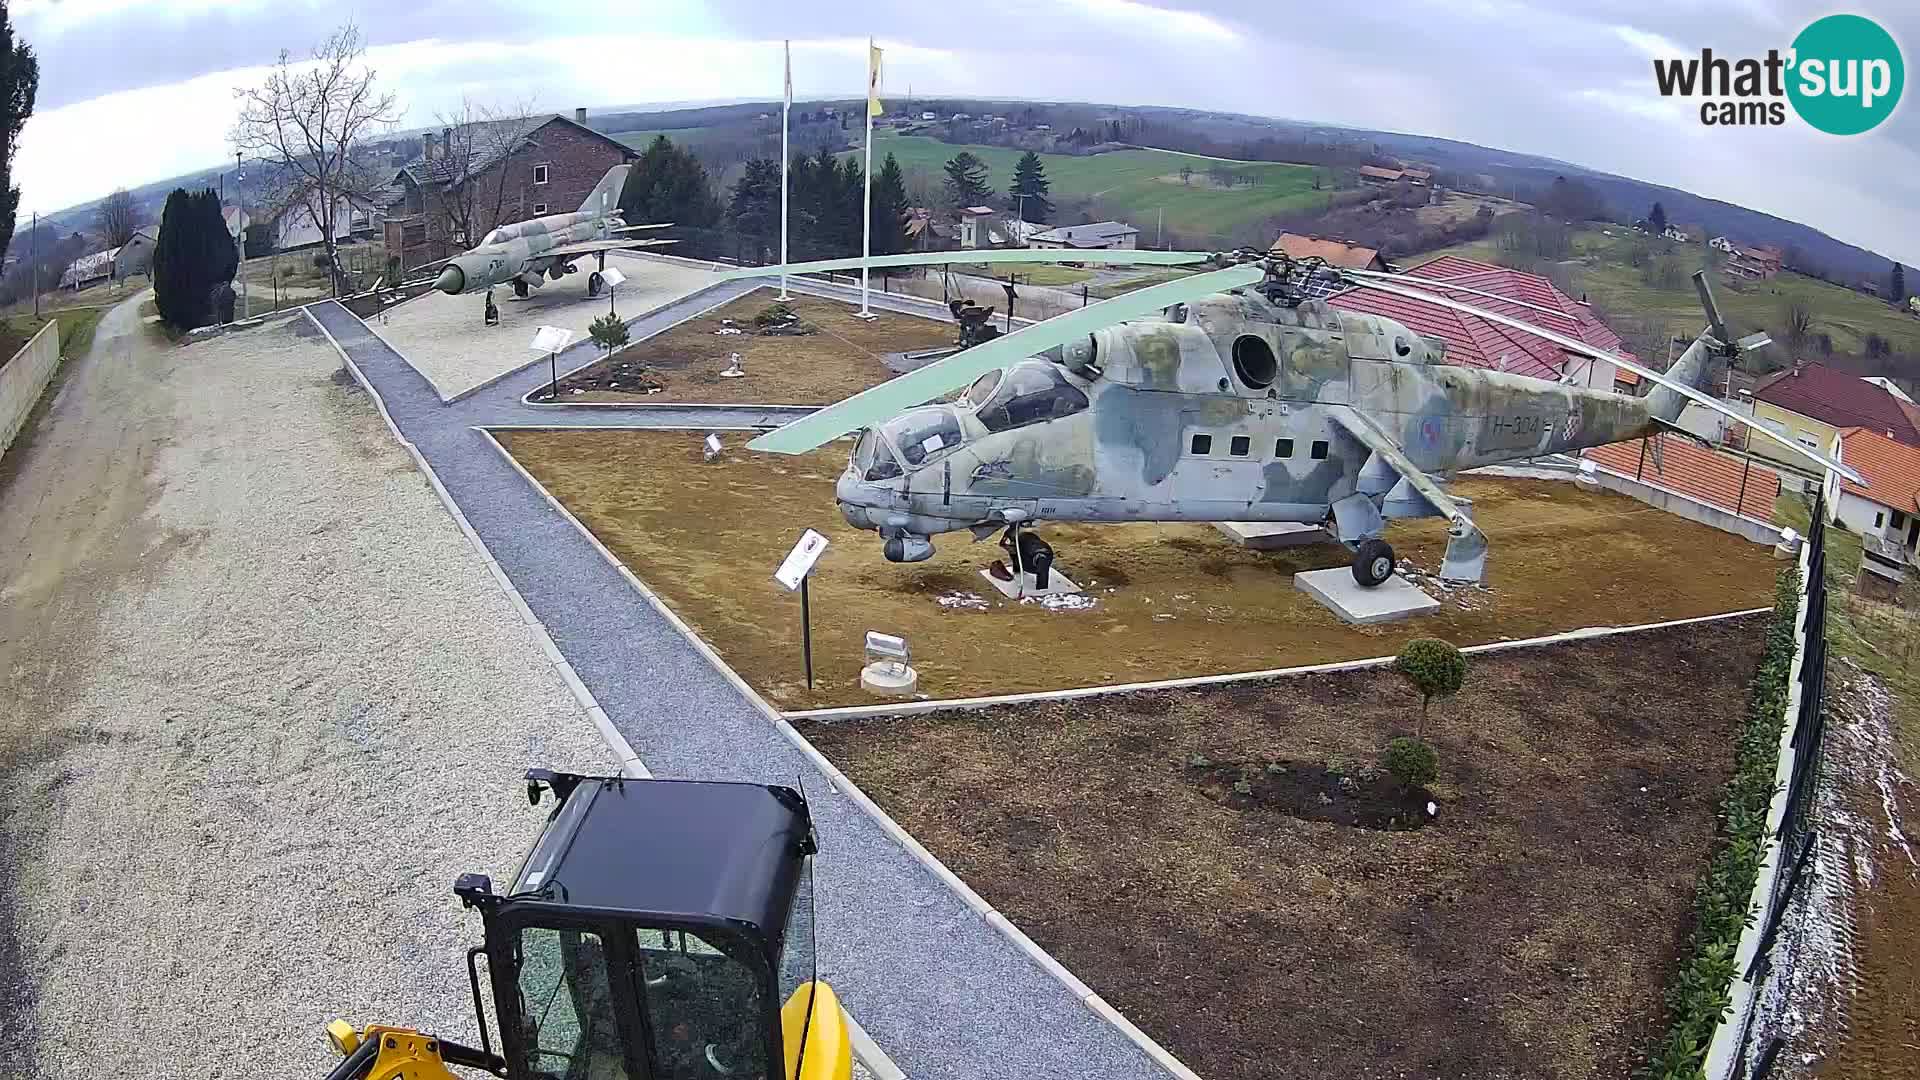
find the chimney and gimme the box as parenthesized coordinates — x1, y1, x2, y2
(575, 107, 588, 124)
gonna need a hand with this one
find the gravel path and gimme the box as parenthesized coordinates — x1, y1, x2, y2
(310, 288, 1177, 1080)
(377, 261, 716, 400)
(0, 295, 613, 1079)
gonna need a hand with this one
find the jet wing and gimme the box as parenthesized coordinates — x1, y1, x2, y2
(545, 238, 682, 259)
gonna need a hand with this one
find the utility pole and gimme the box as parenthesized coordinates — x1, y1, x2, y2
(1156, 207, 1164, 249)
(236, 152, 249, 320)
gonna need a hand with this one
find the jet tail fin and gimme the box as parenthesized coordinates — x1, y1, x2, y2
(581, 165, 631, 215)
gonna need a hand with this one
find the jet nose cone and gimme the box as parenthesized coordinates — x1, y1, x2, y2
(434, 263, 466, 294)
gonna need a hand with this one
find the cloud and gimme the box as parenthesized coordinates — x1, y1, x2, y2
(11, 0, 1920, 267)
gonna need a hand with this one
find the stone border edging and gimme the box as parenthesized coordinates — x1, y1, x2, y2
(477, 426, 1198, 1080)
(302, 306, 650, 780)
(785, 607, 1775, 721)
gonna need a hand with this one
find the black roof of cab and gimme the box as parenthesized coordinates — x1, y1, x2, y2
(507, 774, 813, 965)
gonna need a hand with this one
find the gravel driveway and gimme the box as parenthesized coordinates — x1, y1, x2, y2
(0, 294, 613, 1079)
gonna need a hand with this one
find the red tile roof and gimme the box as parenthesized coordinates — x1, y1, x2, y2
(1584, 433, 1780, 519)
(1270, 232, 1384, 269)
(1329, 256, 1641, 383)
(1836, 426, 1920, 511)
(1751, 363, 1920, 445)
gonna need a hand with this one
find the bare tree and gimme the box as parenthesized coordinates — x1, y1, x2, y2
(1782, 301, 1814, 350)
(94, 188, 142, 247)
(231, 23, 398, 295)
(420, 95, 541, 249)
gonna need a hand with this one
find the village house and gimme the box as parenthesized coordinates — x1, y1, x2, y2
(954, 207, 1045, 249)
(1725, 244, 1783, 280)
(1027, 220, 1139, 251)
(382, 110, 636, 271)
(58, 248, 116, 290)
(1749, 361, 1920, 472)
(1329, 255, 1639, 394)
(1825, 425, 1920, 569)
(1269, 233, 1387, 272)
(113, 226, 157, 280)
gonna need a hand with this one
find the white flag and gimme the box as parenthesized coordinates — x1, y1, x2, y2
(867, 42, 883, 117)
(784, 39, 792, 107)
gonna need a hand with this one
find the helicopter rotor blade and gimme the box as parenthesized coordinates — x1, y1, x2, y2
(717, 247, 1217, 282)
(746, 263, 1267, 455)
(1349, 274, 1866, 485)
(1340, 267, 1586, 324)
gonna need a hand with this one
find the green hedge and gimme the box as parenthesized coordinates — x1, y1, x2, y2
(1638, 566, 1802, 1078)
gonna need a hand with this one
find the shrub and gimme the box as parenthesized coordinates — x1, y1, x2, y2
(752, 301, 797, 328)
(1395, 638, 1467, 735)
(1637, 567, 1801, 1078)
(588, 312, 630, 356)
(1381, 737, 1437, 790)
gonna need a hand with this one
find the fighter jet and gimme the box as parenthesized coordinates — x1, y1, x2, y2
(728, 249, 1859, 588)
(427, 164, 676, 300)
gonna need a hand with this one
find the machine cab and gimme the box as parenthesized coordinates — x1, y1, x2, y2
(453, 773, 850, 1080)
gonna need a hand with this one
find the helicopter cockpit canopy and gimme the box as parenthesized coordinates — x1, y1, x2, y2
(880, 406, 966, 470)
(970, 360, 1088, 434)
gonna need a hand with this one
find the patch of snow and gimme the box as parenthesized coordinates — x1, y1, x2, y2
(936, 592, 990, 611)
(1024, 592, 1097, 612)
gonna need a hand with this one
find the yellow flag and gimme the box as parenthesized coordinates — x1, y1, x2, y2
(867, 42, 884, 118)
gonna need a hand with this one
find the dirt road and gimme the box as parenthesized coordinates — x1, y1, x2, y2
(0, 295, 611, 1077)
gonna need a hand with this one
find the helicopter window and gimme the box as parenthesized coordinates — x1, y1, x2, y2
(481, 229, 507, 246)
(1229, 436, 1251, 457)
(852, 429, 901, 482)
(963, 369, 1003, 406)
(1230, 335, 1278, 389)
(634, 928, 770, 1080)
(1276, 437, 1295, 458)
(1311, 440, 1330, 460)
(1164, 303, 1188, 324)
(975, 363, 1088, 434)
(882, 409, 964, 468)
(515, 927, 626, 1080)
(1190, 433, 1212, 455)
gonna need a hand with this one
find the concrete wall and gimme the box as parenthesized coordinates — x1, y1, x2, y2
(1583, 460, 1782, 543)
(0, 321, 63, 460)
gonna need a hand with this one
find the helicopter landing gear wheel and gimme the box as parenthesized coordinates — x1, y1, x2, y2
(1000, 525, 1056, 590)
(512, 278, 530, 299)
(1352, 539, 1395, 588)
(587, 271, 604, 297)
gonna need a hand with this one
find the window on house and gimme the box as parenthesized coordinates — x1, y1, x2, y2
(1190, 433, 1212, 455)
(532, 203, 548, 215)
(1275, 438, 1294, 458)
(1229, 435, 1251, 457)
(1893, 510, 1907, 529)
(1875, 511, 1885, 528)
(533, 164, 550, 185)
(1310, 440, 1329, 460)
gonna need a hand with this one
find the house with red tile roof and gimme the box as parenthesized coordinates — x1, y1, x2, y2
(1825, 426, 1920, 556)
(1749, 361, 1920, 472)
(1584, 432, 1780, 520)
(1269, 232, 1386, 271)
(1329, 255, 1641, 393)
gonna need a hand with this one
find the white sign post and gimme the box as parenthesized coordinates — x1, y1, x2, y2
(600, 265, 627, 318)
(530, 325, 575, 402)
(774, 529, 830, 688)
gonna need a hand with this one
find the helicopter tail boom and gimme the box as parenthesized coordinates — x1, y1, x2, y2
(1644, 333, 1714, 426)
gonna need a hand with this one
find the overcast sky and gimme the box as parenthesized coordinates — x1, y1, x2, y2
(12, 0, 1917, 266)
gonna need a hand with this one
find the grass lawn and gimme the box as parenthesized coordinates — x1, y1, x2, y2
(1425, 228, 1920, 357)
(947, 262, 1092, 287)
(0, 306, 107, 364)
(850, 134, 1327, 242)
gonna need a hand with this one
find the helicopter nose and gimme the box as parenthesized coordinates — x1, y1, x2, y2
(434, 262, 466, 295)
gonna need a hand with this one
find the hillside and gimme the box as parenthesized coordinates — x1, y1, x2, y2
(1427, 227, 1920, 366)
(838, 133, 1324, 243)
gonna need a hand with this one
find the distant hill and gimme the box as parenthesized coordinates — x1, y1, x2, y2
(36, 98, 1905, 286)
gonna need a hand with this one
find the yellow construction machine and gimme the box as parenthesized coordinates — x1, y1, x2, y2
(323, 770, 854, 1080)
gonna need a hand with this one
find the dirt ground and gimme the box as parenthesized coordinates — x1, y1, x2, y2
(557, 291, 955, 405)
(0, 295, 611, 1079)
(796, 616, 1767, 1080)
(497, 428, 1777, 708)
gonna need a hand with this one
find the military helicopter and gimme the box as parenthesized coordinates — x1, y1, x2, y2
(724, 248, 1859, 588)
(423, 164, 678, 304)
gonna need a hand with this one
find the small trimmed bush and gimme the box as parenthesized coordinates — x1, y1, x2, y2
(1395, 637, 1467, 735)
(588, 312, 630, 356)
(752, 301, 797, 328)
(1381, 737, 1437, 790)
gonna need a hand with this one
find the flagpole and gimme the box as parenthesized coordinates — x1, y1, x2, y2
(777, 39, 792, 301)
(856, 38, 877, 319)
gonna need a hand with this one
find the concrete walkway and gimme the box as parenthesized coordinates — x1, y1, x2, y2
(307, 287, 1171, 1080)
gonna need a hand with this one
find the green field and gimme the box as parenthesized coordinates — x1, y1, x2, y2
(848, 134, 1326, 243)
(1428, 228, 1920, 358)
(612, 127, 724, 151)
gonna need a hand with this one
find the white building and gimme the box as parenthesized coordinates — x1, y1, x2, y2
(58, 248, 118, 290)
(1825, 425, 1920, 555)
(1663, 226, 1690, 242)
(1027, 220, 1139, 251)
(1709, 235, 1736, 253)
(114, 227, 157, 280)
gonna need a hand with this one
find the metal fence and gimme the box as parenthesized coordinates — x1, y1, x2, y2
(1725, 490, 1831, 1079)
